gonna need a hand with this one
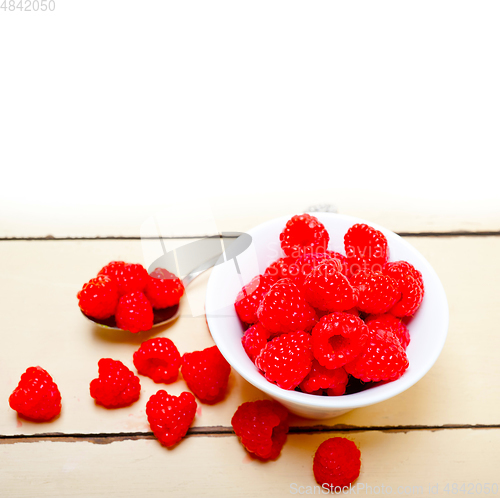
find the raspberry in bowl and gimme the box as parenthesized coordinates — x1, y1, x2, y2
(205, 213, 449, 419)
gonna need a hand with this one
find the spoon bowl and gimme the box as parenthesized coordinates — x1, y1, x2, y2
(82, 304, 180, 330)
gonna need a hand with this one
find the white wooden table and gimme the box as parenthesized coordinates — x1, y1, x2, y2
(1, 206, 499, 497)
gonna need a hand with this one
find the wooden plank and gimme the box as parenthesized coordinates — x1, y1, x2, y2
(1, 429, 499, 497)
(2, 193, 500, 239)
(0, 237, 499, 436)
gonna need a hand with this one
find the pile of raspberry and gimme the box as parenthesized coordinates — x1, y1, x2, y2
(235, 214, 425, 394)
(77, 261, 184, 333)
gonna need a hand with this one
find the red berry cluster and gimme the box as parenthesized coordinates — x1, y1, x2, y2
(77, 261, 185, 333)
(9, 339, 230, 448)
(8, 367, 62, 422)
(235, 215, 425, 394)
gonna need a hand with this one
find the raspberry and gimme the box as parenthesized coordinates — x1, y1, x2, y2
(181, 346, 231, 403)
(344, 328, 409, 382)
(264, 256, 297, 284)
(311, 312, 369, 369)
(344, 307, 360, 317)
(350, 271, 400, 314)
(289, 253, 342, 287)
(255, 330, 313, 390)
(256, 279, 318, 335)
(385, 260, 424, 288)
(382, 261, 424, 317)
(365, 313, 410, 350)
(90, 359, 141, 408)
(115, 291, 154, 333)
(344, 224, 389, 276)
(328, 251, 349, 277)
(99, 262, 149, 296)
(77, 274, 119, 320)
(144, 268, 184, 309)
(234, 274, 273, 324)
(313, 437, 361, 488)
(9, 367, 62, 421)
(231, 400, 289, 460)
(303, 261, 358, 312)
(280, 214, 330, 257)
(98, 260, 126, 278)
(146, 390, 197, 447)
(133, 337, 181, 383)
(326, 384, 348, 397)
(241, 323, 270, 363)
(299, 361, 349, 395)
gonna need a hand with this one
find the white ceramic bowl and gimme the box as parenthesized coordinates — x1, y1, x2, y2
(205, 213, 449, 419)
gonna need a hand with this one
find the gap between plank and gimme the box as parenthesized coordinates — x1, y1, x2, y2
(1, 230, 500, 241)
(1, 424, 500, 445)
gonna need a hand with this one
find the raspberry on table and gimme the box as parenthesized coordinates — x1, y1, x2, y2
(9, 367, 62, 422)
(77, 274, 119, 320)
(299, 361, 349, 395)
(234, 274, 273, 324)
(115, 291, 154, 333)
(311, 312, 369, 370)
(231, 400, 289, 460)
(133, 337, 181, 384)
(264, 256, 297, 284)
(90, 358, 141, 408)
(181, 345, 231, 403)
(350, 270, 400, 314)
(365, 313, 411, 350)
(303, 261, 358, 312)
(344, 328, 409, 382)
(256, 279, 318, 335)
(146, 390, 197, 448)
(383, 261, 424, 317)
(241, 323, 270, 363)
(99, 262, 149, 296)
(144, 268, 185, 310)
(255, 330, 313, 390)
(313, 437, 361, 489)
(288, 252, 342, 288)
(344, 223, 389, 276)
(279, 214, 330, 257)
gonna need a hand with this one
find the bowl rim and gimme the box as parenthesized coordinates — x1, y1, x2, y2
(206, 212, 449, 410)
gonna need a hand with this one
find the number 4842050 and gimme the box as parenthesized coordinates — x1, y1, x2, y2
(1, 0, 56, 11)
(443, 482, 499, 494)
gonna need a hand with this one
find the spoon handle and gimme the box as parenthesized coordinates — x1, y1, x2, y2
(181, 254, 221, 287)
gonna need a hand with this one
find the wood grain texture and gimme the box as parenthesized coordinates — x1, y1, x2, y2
(1, 429, 499, 497)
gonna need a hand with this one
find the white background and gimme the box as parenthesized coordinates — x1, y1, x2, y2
(1, 1, 499, 235)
